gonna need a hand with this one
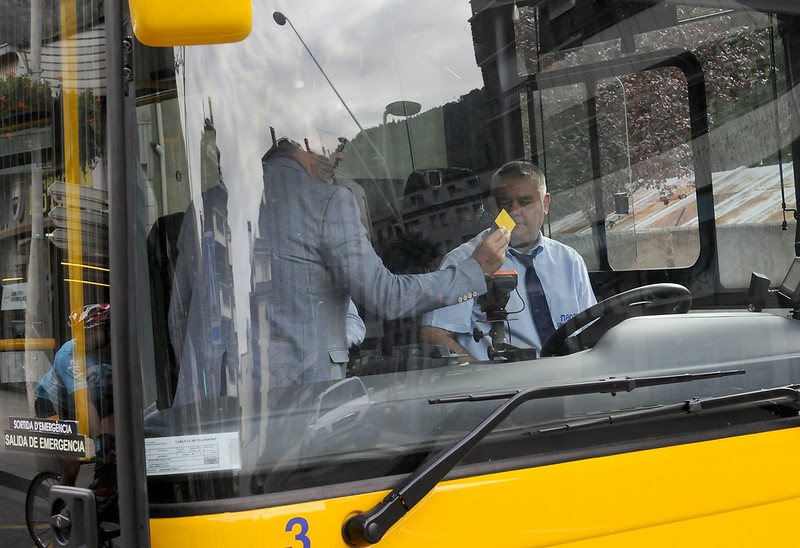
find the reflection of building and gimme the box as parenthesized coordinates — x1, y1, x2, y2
(361, 168, 494, 354)
(199, 184, 239, 396)
(167, 182, 240, 405)
(372, 168, 493, 273)
(197, 114, 239, 397)
(247, 219, 269, 392)
(0, 11, 108, 385)
(165, 113, 239, 406)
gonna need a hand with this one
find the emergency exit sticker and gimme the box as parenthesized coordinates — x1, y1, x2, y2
(495, 209, 516, 233)
(4, 417, 87, 457)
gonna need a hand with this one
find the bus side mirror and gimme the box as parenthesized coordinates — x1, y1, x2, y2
(128, 0, 252, 46)
(49, 485, 98, 547)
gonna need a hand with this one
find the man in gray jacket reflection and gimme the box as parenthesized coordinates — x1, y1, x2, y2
(250, 138, 509, 388)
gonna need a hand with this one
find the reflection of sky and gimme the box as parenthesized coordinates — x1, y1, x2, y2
(176, 0, 484, 350)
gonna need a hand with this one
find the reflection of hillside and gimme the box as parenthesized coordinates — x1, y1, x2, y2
(337, 88, 496, 222)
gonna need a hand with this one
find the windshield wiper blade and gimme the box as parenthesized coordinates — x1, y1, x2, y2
(427, 370, 743, 404)
(342, 369, 744, 546)
(537, 384, 800, 434)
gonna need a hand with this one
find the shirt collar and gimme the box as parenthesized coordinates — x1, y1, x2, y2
(508, 238, 544, 264)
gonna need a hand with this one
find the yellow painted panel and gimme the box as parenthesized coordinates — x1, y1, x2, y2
(150, 427, 800, 547)
(128, 0, 251, 47)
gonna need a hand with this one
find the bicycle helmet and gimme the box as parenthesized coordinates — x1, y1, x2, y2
(70, 303, 110, 329)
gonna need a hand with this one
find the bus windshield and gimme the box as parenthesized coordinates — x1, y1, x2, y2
(133, 0, 800, 509)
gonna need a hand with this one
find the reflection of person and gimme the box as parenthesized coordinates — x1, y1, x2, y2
(34, 304, 114, 487)
(251, 138, 509, 387)
(421, 161, 596, 360)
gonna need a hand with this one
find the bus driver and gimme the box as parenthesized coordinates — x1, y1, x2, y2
(421, 161, 597, 360)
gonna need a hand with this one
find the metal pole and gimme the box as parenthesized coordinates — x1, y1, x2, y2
(25, 0, 51, 411)
(107, 0, 152, 543)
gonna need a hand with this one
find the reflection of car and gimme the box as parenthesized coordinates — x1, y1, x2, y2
(308, 377, 372, 436)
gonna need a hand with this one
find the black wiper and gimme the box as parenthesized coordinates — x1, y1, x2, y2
(342, 369, 744, 546)
(536, 384, 800, 434)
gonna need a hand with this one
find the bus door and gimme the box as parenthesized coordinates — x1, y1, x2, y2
(527, 49, 714, 296)
(0, 0, 113, 546)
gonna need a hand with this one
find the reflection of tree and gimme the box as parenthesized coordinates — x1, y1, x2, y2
(0, 73, 54, 127)
(379, 231, 440, 274)
(339, 88, 496, 227)
(1, 74, 106, 173)
(517, 9, 782, 201)
(77, 89, 106, 172)
(341, 88, 495, 181)
(597, 68, 691, 200)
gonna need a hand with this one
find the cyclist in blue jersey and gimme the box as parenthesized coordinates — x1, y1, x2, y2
(34, 304, 113, 487)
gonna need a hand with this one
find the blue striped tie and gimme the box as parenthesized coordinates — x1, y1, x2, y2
(514, 249, 556, 344)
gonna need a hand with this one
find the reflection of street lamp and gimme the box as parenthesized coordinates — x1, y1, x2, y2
(273, 11, 405, 227)
(383, 101, 421, 124)
(383, 100, 421, 173)
(273, 11, 365, 135)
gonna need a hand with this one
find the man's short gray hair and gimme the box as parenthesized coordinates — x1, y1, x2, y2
(491, 161, 547, 196)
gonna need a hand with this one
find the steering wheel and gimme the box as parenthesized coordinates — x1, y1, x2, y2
(540, 283, 692, 357)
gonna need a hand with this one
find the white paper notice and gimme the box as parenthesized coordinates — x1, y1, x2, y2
(145, 432, 241, 476)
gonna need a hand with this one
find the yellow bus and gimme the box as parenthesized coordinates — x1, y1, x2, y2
(3, 0, 800, 546)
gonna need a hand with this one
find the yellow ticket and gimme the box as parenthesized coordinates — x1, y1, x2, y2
(495, 209, 516, 233)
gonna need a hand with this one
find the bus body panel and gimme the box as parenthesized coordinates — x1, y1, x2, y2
(150, 426, 800, 547)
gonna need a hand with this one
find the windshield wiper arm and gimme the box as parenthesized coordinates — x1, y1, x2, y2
(342, 369, 744, 546)
(536, 384, 800, 434)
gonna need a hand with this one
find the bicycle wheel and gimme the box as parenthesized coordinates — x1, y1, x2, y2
(25, 471, 60, 548)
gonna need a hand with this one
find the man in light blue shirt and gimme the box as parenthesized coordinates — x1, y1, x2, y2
(421, 161, 596, 360)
